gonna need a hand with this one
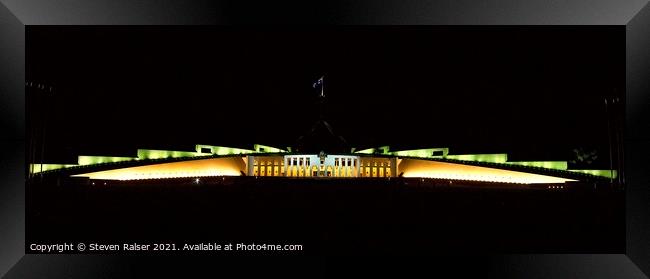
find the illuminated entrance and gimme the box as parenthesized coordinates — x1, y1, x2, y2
(248, 154, 362, 178)
(246, 154, 400, 178)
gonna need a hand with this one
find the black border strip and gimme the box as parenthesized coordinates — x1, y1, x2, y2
(1, 0, 649, 278)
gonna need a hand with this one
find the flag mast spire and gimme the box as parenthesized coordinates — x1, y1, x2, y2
(313, 75, 325, 119)
(320, 75, 324, 98)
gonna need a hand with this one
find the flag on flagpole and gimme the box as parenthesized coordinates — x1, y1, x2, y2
(313, 76, 324, 97)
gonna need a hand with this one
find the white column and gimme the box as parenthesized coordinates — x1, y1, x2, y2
(284, 156, 289, 177)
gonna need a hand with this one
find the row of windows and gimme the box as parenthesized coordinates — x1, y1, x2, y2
(254, 160, 283, 166)
(359, 167, 392, 178)
(334, 158, 357, 167)
(285, 166, 358, 177)
(253, 166, 282, 176)
(252, 165, 359, 177)
(286, 157, 311, 166)
(284, 157, 359, 167)
(251, 166, 393, 177)
(359, 161, 391, 167)
(251, 157, 393, 170)
(251, 166, 392, 178)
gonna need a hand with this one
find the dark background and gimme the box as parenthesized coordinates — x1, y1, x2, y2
(27, 26, 624, 166)
(3, 0, 650, 277)
(24, 26, 627, 258)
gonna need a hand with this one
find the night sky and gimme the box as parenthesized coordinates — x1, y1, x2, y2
(26, 26, 624, 165)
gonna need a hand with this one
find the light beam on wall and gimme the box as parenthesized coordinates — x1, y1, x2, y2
(72, 157, 246, 180)
(399, 159, 575, 184)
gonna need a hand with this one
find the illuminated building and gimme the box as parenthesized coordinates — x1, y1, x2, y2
(29, 142, 618, 185)
(29, 78, 618, 186)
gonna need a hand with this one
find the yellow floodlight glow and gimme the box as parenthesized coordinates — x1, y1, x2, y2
(399, 159, 575, 184)
(567, 169, 617, 179)
(72, 157, 246, 180)
(505, 161, 568, 170)
(392, 147, 449, 158)
(444, 153, 508, 163)
(78, 155, 137, 165)
(355, 148, 376, 154)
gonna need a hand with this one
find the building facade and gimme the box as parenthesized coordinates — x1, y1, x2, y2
(248, 154, 398, 178)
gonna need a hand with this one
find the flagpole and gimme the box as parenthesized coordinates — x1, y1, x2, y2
(317, 75, 324, 120)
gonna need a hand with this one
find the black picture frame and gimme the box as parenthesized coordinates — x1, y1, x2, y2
(1, 0, 649, 277)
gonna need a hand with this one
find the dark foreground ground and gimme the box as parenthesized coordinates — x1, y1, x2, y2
(26, 176, 624, 254)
